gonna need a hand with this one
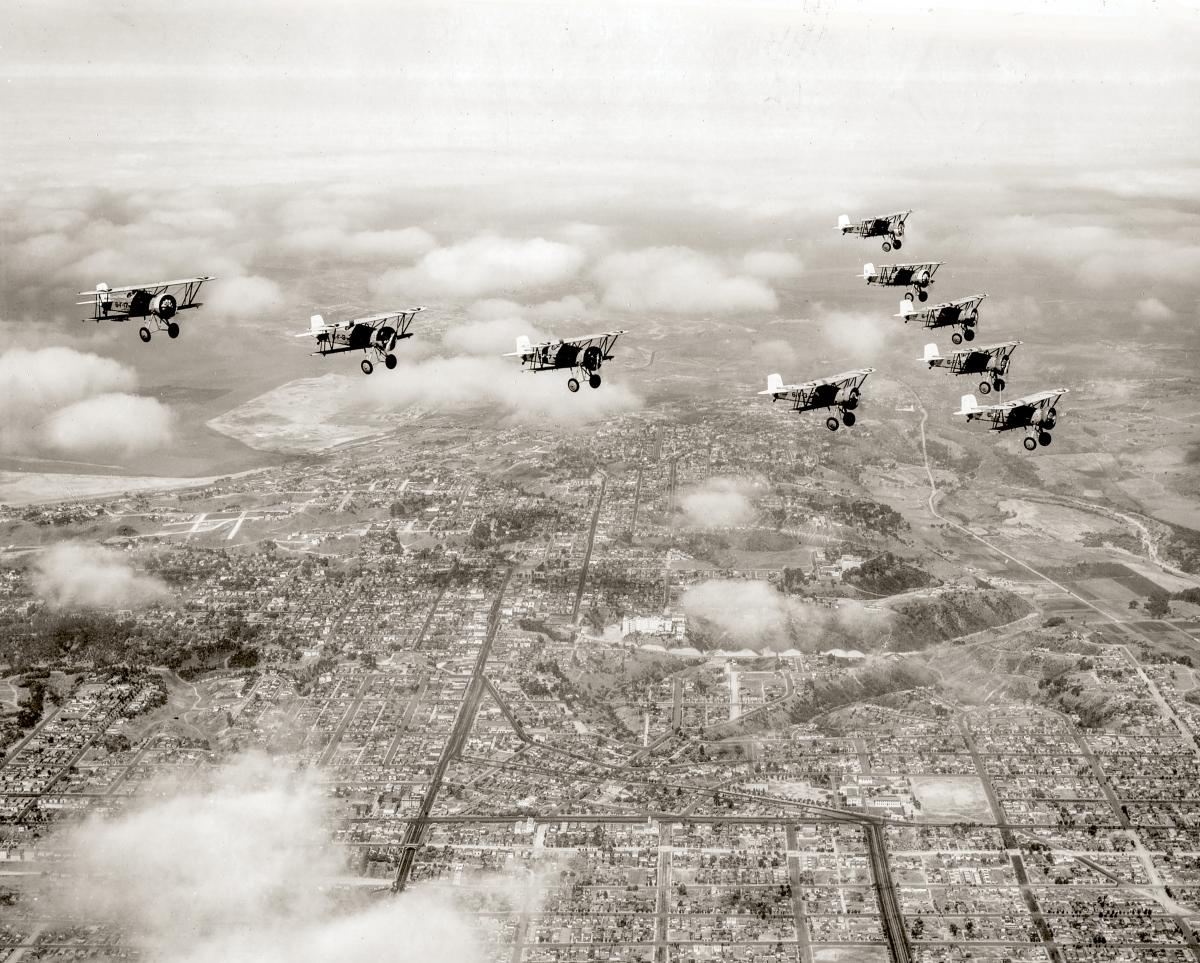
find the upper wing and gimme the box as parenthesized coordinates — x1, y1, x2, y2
(1010, 388, 1067, 409)
(505, 330, 624, 355)
(77, 276, 214, 297)
(351, 307, 425, 327)
(823, 368, 875, 388)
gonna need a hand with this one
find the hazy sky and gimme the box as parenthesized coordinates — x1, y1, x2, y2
(1, 1, 1198, 472)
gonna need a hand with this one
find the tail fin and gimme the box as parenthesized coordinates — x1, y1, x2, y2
(896, 300, 915, 318)
(957, 393, 981, 415)
(922, 343, 940, 365)
(516, 335, 532, 355)
(862, 262, 875, 279)
(310, 314, 327, 333)
(766, 373, 783, 394)
(837, 214, 851, 230)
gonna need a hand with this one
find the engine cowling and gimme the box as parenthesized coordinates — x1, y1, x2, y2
(915, 270, 930, 286)
(582, 345, 604, 372)
(1033, 409, 1056, 429)
(835, 386, 859, 409)
(149, 293, 177, 319)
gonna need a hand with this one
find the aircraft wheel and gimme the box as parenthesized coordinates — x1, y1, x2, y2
(903, 292, 915, 302)
(361, 359, 373, 375)
(138, 326, 152, 343)
(963, 328, 975, 341)
(385, 353, 397, 370)
(891, 238, 902, 250)
(1039, 431, 1052, 447)
(842, 410, 856, 426)
(166, 322, 180, 339)
(978, 381, 991, 395)
(589, 374, 601, 389)
(567, 377, 580, 392)
(882, 241, 892, 253)
(951, 332, 963, 345)
(917, 289, 929, 302)
(993, 377, 1005, 391)
(825, 416, 839, 432)
(1023, 436, 1038, 451)
(843, 394, 858, 411)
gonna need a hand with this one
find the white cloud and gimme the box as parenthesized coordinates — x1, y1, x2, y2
(741, 250, 803, 279)
(55, 752, 486, 963)
(679, 476, 758, 527)
(371, 234, 586, 300)
(44, 394, 174, 457)
(205, 274, 286, 317)
(595, 246, 778, 314)
(354, 355, 641, 422)
(467, 295, 592, 322)
(442, 318, 549, 356)
(1133, 297, 1175, 322)
(681, 579, 891, 651)
(285, 226, 437, 261)
(0, 347, 173, 459)
(33, 542, 170, 610)
(805, 308, 893, 360)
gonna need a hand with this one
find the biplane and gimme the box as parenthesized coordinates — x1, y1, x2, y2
(77, 277, 214, 342)
(956, 388, 1068, 451)
(862, 261, 942, 302)
(504, 330, 625, 392)
(897, 293, 986, 344)
(923, 340, 1021, 395)
(838, 210, 911, 252)
(298, 308, 424, 375)
(759, 368, 875, 432)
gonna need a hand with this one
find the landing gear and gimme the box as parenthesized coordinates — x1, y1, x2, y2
(882, 241, 892, 253)
(963, 327, 975, 341)
(979, 381, 992, 395)
(1023, 436, 1038, 451)
(361, 359, 373, 375)
(951, 332, 963, 345)
(891, 237, 902, 250)
(1038, 432, 1052, 447)
(139, 326, 152, 343)
(842, 410, 856, 426)
(589, 374, 601, 389)
(993, 377, 1005, 392)
(385, 353, 397, 370)
(567, 377, 580, 392)
(166, 322, 180, 339)
(917, 289, 929, 302)
(825, 416, 839, 431)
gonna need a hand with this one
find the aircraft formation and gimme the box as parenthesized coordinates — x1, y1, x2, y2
(76, 209, 1066, 452)
(763, 209, 1067, 451)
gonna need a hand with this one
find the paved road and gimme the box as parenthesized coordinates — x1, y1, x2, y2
(393, 566, 514, 892)
(570, 474, 607, 624)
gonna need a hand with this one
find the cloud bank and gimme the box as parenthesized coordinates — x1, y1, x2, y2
(33, 542, 170, 610)
(679, 476, 759, 527)
(0, 347, 173, 458)
(55, 752, 485, 963)
(681, 579, 891, 652)
(596, 246, 779, 314)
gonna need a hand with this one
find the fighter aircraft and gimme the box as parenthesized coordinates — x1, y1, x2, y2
(861, 261, 942, 302)
(504, 330, 625, 391)
(897, 293, 986, 344)
(956, 388, 1068, 451)
(299, 308, 425, 374)
(838, 210, 911, 252)
(77, 277, 214, 342)
(759, 368, 875, 431)
(922, 340, 1021, 395)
